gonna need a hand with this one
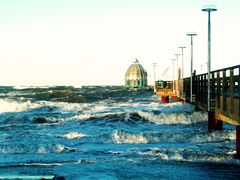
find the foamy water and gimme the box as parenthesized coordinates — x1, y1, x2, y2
(0, 86, 239, 179)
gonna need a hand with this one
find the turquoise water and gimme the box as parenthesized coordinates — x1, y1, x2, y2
(0, 86, 239, 179)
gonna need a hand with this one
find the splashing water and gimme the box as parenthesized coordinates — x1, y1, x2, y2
(0, 86, 239, 179)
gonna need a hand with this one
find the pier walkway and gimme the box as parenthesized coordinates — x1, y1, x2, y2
(184, 65, 240, 156)
(155, 64, 240, 156)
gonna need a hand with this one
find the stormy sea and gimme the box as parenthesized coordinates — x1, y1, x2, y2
(0, 86, 240, 179)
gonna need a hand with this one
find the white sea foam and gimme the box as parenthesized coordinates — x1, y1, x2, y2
(111, 130, 148, 144)
(36, 144, 67, 153)
(193, 130, 236, 143)
(0, 99, 39, 113)
(36, 143, 77, 154)
(138, 148, 240, 164)
(0, 175, 56, 179)
(137, 110, 207, 125)
(37, 146, 48, 154)
(13, 85, 50, 90)
(59, 132, 87, 139)
(55, 144, 66, 153)
(109, 128, 235, 145)
(152, 102, 195, 113)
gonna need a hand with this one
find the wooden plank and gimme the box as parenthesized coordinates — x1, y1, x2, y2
(215, 112, 240, 126)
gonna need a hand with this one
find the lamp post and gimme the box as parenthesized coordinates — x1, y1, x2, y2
(187, 32, 197, 103)
(174, 54, 180, 96)
(200, 64, 204, 73)
(153, 63, 157, 92)
(171, 59, 176, 93)
(179, 47, 186, 97)
(202, 5, 217, 112)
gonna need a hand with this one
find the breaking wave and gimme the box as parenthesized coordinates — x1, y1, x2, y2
(138, 147, 240, 165)
(89, 128, 235, 145)
(137, 111, 208, 125)
(1, 86, 239, 178)
(58, 132, 87, 139)
(111, 130, 148, 144)
(0, 143, 76, 154)
(0, 99, 39, 113)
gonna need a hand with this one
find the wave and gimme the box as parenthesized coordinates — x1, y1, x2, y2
(0, 99, 39, 113)
(138, 147, 240, 165)
(24, 110, 208, 126)
(111, 130, 148, 144)
(13, 85, 51, 90)
(92, 128, 236, 145)
(0, 143, 77, 154)
(0, 175, 57, 180)
(1, 86, 155, 104)
(156, 102, 195, 113)
(58, 132, 87, 139)
(137, 110, 208, 125)
(193, 130, 236, 143)
(0, 101, 207, 127)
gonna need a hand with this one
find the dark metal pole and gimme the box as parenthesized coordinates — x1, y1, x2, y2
(207, 11, 211, 111)
(187, 33, 197, 103)
(202, 5, 217, 111)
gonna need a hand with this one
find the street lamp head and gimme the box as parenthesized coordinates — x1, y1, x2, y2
(202, 5, 217, 12)
(187, 32, 197, 36)
(179, 46, 186, 49)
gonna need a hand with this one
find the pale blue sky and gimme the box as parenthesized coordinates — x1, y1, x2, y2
(0, 0, 239, 86)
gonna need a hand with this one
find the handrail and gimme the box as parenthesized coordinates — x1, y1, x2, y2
(192, 64, 240, 77)
(184, 65, 240, 79)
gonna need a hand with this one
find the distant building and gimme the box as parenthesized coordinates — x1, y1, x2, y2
(125, 59, 147, 88)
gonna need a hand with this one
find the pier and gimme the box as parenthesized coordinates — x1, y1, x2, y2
(156, 64, 240, 157)
(184, 64, 240, 157)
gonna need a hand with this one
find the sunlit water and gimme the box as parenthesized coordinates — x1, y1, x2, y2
(0, 86, 240, 179)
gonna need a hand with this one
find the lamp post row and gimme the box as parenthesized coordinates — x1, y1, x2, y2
(168, 5, 216, 108)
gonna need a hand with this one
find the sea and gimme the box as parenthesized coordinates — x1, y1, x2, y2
(0, 86, 240, 180)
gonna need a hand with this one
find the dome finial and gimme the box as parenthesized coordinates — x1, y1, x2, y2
(135, 59, 139, 63)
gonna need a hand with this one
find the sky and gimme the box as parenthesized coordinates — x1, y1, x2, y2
(0, 0, 240, 86)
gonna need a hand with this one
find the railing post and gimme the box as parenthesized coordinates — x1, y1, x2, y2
(223, 70, 227, 112)
(199, 75, 202, 104)
(217, 72, 220, 108)
(196, 76, 199, 102)
(239, 67, 240, 117)
(192, 70, 196, 103)
(208, 71, 223, 131)
(230, 69, 234, 114)
(204, 74, 207, 105)
(211, 72, 215, 108)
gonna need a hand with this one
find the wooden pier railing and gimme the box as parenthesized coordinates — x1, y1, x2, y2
(184, 65, 240, 157)
(184, 65, 240, 125)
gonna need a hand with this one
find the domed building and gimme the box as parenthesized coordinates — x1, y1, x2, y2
(125, 59, 147, 88)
